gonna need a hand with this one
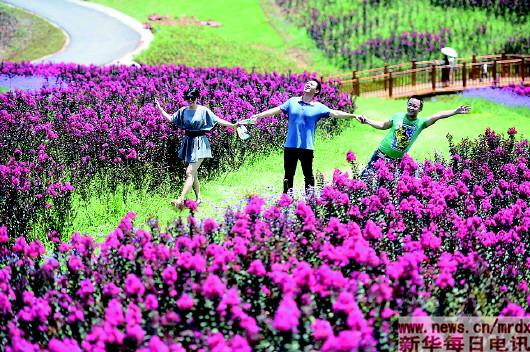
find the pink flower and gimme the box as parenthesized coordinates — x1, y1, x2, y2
(0, 225, 8, 243)
(272, 295, 300, 332)
(248, 259, 267, 276)
(335, 330, 362, 351)
(333, 291, 357, 314)
(230, 335, 251, 352)
(311, 319, 334, 339)
(48, 338, 81, 352)
(277, 193, 293, 207)
(105, 299, 124, 326)
(184, 199, 198, 211)
(67, 255, 84, 272)
(144, 294, 158, 310)
(203, 218, 218, 233)
(162, 266, 177, 286)
(346, 150, 356, 162)
(176, 294, 194, 310)
(125, 274, 145, 296)
(148, 336, 169, 352)
(126, 324, 145, 343)
(202, 274, 226, 298)
(245, 196, 265, 216)
(500, 303, 528, 317)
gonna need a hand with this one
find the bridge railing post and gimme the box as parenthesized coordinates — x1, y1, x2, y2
(462, 62, 467, 88)
(522, 59, 526, 83)
(501, 52, 508, 78)
(472, 54, 477, 81)
(411, 60, 417, 87)
(353, 78, 360, 97)
(431, 64, 436, 91)
(384, 65, 388, 91)
(388, 71, 393, 98)
(351, 70, 356, 96)
(492, 60, 497, 86)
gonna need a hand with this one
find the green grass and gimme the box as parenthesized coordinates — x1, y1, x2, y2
(65, 95, 529, 237)
(0, 87, 8, 93)
(91, 0, 337, 74)
(0, 3, 66, 62)
(136, 26, 299, 72)
(276, 0, 530, 70)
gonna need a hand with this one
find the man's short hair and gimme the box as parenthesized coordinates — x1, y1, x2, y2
(308, 78, 322, 95)
(408, 95, 424, 109)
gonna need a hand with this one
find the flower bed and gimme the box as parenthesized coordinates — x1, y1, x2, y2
(0, 63, 353, 236)
(1, 129, 528, 351)
(274, 0, 530, 70)
(462, 85, 530, 108)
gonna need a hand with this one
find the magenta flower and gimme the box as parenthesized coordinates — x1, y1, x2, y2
(161, 266, 177, 286)
(202, 274, 226, 298)
(248, 259, 267, 276)
(0, 225, 8, 243)
(148, 336, 170, 352)
(48, 338, 81, 352)
(273, 295, 300, 332)
(176, 294, 194, 310)
(125, 274, 145, 296)
(346, 150, 356, 162)
(311, 319, 334, 339)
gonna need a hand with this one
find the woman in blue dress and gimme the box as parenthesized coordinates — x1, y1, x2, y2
(155, 87, 236, 208)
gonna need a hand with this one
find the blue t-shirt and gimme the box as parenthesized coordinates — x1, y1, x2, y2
(280, 97, 331, 150)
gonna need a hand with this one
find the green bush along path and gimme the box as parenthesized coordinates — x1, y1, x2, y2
(0, 2, 66, 62)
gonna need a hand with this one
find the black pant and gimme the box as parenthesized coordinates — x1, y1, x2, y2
(283, 147, 314, 194)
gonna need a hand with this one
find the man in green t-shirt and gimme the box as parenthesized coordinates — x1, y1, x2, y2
(358, 96, 471, 179)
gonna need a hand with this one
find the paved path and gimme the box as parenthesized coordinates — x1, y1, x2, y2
(2, 0, 152, 65)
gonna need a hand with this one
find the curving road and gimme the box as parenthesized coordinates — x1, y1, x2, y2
(1, 0, 152, 65)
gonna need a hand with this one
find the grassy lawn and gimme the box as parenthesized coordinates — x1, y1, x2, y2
(0, 86, 8, 93)
(65, 94, 530, 238)
(91, 0, 337, 74)
(0, 3, 66, 62)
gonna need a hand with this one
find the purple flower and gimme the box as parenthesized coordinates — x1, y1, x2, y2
(176, 294, 194, 310)
(202, 274, 226, 298)
(311, 319, 334, 339)
(346, 150, 356, 162)
(125, 274, 145, 296)
(162, 266, 177, 286)
(273, 294, 300, 332)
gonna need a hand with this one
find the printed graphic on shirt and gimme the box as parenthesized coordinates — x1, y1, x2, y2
(392, 124, 418, 151)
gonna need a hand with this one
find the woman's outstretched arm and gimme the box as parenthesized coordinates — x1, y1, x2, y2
(215, 116, 236, 128)
(154, 98, 174, 123)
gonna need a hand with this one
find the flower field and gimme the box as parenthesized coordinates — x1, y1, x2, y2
(275, 0, 530, 70)
(0, 128, 528, 351)
(0, 62, 353, 237)
(462, 85, 530, 108)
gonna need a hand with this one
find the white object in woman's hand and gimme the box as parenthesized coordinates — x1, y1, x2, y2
(237, 125, 251, 140)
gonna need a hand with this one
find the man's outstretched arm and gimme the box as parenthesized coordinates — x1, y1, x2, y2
(424, 105, 471, 128)
(249, 106, 283, 122)
(329, 109, 364, 120)
(358, 115, 393, 130)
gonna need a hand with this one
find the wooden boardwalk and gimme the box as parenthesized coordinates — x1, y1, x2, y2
(324, 54, 530, 99)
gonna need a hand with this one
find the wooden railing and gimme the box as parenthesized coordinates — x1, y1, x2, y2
(322, 54, 530, 98)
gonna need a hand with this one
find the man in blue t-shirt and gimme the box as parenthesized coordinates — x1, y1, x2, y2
(248, 79, 362, 194)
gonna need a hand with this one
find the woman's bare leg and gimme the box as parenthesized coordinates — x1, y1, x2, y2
(173, 159, 204, 207)
(193, 171, 202, 204)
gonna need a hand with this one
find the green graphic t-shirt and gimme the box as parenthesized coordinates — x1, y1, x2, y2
(378, 112, 428, 159)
